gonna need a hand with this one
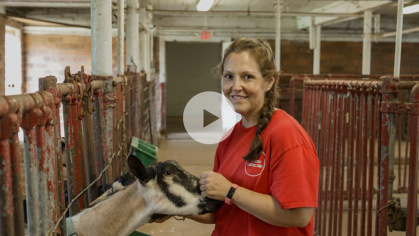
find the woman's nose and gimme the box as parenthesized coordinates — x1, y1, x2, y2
(232, 78, 242, 91)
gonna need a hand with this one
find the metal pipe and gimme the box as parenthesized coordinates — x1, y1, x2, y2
(393, 0, 404, 78)
(353, 89, 361, 236)
(406, 84, 419, 235)
(21, 98, 41, 236)
(362, 10, 372, 75)
(36, 91, 57, 235)
(139, 5, 147, 73)
(0, 100, 16, 236)
(91, 0, 113, 76)
(148, 10, 363, 17)
(378, 76, 393, 235)
(275, 0, 281, 70)
(366, 89, 377, 236)
(117, 0, 125, 76)
(380, 25, 419, 38)
(313, 25, 321, 74)
(360, 87, 368, 236)
(40, 76, 65, 234)
(337, 83, 346, 236)
(346, 88, 355, 236)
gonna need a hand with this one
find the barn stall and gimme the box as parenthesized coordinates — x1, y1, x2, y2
(0, 0, 419, 235)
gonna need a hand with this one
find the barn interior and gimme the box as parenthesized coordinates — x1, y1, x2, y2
(1, 0, 419, 236)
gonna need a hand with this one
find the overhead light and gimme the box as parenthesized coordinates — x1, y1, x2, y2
(403, 4, 419, 14)
(197, 0, 214, 11)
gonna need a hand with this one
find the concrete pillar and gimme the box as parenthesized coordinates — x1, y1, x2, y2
(313, 25, 321, 75)
(117, 0, 125, 75)
(159, 37, 166, 83)
(139, 5, 147, 72)
(362, 10, 372, 75)
(275, 0, 282, 71)
(91, 0, 112, 76)
(126, 0, 140, 69)
(394, 0, 404, 77)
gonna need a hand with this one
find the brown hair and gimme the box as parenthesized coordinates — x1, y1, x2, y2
(217, 38, 279, 161)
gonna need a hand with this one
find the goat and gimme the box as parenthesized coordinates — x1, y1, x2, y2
(68, 155, 223, 236)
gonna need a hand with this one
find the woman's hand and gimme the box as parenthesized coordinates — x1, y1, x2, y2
(199, 171, 232, 201)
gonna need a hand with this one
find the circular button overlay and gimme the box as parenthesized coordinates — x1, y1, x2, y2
(183, 91, 240, 144)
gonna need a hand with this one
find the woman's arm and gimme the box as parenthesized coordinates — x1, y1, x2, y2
(185, 213, 216, 224)
(199, 171, 313, 228)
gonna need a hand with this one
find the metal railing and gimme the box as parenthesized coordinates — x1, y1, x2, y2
(300, 77, 419, 236)
(0, 65, 157, 236)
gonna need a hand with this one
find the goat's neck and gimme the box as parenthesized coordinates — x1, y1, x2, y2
(72, 181, 152, 236)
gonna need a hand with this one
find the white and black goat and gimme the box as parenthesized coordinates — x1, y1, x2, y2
(68, 155, 223, 236)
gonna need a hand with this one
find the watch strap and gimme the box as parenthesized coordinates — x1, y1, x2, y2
(225, 184, 239, 205)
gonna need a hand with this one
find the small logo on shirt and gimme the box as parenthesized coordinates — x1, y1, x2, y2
(245, 152, 266, 177)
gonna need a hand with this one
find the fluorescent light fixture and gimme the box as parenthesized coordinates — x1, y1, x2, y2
(403, 4, 419, 14)
(197, 0, 214, 11)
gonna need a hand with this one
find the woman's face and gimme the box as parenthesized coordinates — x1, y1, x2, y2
(222, 51, 273, 120)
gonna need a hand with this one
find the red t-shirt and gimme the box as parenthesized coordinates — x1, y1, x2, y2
(212, 109, 319, 236)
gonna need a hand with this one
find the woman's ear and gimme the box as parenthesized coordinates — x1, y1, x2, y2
(266, 76, 275, 92)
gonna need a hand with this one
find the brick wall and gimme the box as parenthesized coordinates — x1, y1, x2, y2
(269, 40, 419, 75)
(0, 15, 5, 96)
(23, 34, 121, 93)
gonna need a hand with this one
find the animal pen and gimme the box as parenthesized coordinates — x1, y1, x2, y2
(286, 74, 419, 236)
(0, 66, 158, 236)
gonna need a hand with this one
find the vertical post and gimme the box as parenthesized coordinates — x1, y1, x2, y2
(126, 0, 140, 68)
(394, 0, 404, 78)
(0, 99, 15, 236)
(37, 89, 59, 235)
(139, 2, 147, 73)
(91, 0, 114, 184)
(378, 76, 396, 236)
(346, 84, 355, 236)
(313, 25, 321, 75)
(117, 0, 125, 76)
(275, 0, 282, 71)
(81, 70, 98, 203)
(40, 76, 65, 234)
(362, 10, 372, 75)
(406, 84, 419, 236)
(159, 37, 166, 133)
(7, 99, 25, 236)
(62, 78, 83, 215)
(21, 96, 41, 236)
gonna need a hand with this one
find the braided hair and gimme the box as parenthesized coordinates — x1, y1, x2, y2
(217, 38, 279, 161)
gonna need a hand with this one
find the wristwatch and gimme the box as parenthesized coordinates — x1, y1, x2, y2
(225, 184, 239, 205)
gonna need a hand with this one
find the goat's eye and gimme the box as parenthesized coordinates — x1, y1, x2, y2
(164, 170, 172, 176)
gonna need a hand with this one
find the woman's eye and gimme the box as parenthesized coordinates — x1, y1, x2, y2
(165, 170, 172, 176)
(244, 75, 253, 79)
(223, 74, 232, 79)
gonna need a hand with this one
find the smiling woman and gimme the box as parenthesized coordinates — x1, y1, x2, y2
(191, 38, 320, 236)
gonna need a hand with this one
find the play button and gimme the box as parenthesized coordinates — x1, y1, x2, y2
(203, 109, 219, 127)
(183, 91, 239, 144)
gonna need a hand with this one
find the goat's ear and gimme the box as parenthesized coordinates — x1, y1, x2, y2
(128, 155, 150, 185)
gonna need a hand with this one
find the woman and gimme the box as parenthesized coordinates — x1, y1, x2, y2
(158, 38, 319, 235)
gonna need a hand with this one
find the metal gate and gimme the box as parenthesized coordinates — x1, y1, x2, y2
(0, 65, 156, 236)
(299, 76, 419, 236)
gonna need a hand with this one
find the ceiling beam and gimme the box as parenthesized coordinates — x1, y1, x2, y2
(149, 10, 362, 17)
(296, 1, 392, 29)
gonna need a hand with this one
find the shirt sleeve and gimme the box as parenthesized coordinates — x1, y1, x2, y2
(269, 145, 319, 210)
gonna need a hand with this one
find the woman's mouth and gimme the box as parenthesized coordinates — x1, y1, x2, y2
(231, 95, 247, 101)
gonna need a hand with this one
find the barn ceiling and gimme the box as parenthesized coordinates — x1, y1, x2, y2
(1, 0, 419, 41)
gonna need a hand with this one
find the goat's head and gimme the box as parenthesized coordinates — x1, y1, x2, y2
(128, 155, 223, 219)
